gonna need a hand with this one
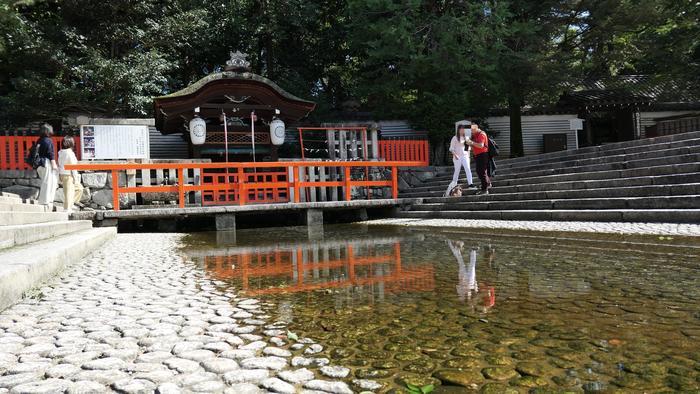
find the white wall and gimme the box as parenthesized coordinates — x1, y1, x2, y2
(485, 114, 580, 157)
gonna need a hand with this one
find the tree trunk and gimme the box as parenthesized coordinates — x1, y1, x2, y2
(508, 96, 524, 157)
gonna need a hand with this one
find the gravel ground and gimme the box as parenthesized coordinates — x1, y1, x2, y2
(0, 233, 355, 394)
(363, 218, 700, 236)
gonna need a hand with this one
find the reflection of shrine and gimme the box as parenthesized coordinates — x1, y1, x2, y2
(195, 239, 434, 296)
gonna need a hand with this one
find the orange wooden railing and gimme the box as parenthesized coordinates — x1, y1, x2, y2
(379, 140, 429, 166)
(0, 136, 81, 170)
(201, 168, 290, 205)
(66, 160, 424, 210)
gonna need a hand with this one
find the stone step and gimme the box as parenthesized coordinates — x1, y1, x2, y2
(499, 137, 700, 172)
(496, 144, 700, 177)
(0, 196, 24, 204)
(0, 211, 69, 226)
(410, 195, 700, 211)
(496, 145, 700, 177)
(0, 192, 21, 199)
(430, 146, 700, 183)
(420, 182, 700, 204)
(493, 172, 700, 194)
(416, 157, 700, 191)
(0, 227, 116, 311)
(431, 130, 700, 175)
(0, 220, 94, 250)
(488, 130, 700, 169)
(404, 163, 700, 196)
(396, 208, 700, 223)
(0, 202, 49, 213)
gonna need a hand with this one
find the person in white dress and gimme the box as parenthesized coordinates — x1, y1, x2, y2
(445, 125, 475, 196)
(57, 136, 83, 212)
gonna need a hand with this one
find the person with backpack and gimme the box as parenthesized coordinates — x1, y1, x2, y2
(35, 124, 58, 206)
(466, 124, 491, 195)
(57, 136, 83, 212)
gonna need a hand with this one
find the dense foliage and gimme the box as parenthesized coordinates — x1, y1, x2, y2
(0, 0, 697, 155)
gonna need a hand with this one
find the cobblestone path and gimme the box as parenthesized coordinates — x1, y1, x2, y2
(0, 234, 354, 394)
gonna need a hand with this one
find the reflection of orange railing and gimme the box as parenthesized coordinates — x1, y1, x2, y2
(1, 136, 81, 170)
(203, 241, 434, 296)
(66, 160, 423, 210)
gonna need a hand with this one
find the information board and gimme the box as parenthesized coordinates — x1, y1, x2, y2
(80, 125, 150, 160)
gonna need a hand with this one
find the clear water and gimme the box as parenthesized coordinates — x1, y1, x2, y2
(182, 225, 700, 393)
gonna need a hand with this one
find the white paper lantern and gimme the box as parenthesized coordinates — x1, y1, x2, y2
(189, 115, 206, 145)
(270, 118, 286, 146)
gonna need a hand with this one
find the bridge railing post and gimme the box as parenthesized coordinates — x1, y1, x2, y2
(178, 167, 185, 208)
(111, 170, 120, 211)
(237, 166, 246, 206)
(344, 167, 351, 201)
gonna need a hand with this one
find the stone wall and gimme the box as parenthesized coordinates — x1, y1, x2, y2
(0, 169, 130, 210)
(397, 167, 437, 190)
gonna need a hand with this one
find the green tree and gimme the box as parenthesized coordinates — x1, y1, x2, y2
(488, 0, 583, 157)
(347, 0, 503, 148)
(0, 0, 191, 126)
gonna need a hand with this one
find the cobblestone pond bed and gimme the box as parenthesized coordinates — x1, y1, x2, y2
(184, 224, 700, 393)
(1, 225, 699, 393)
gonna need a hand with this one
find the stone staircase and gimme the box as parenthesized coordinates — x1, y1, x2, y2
(0, 193, 116, 310)
(399, 130, 700, 223)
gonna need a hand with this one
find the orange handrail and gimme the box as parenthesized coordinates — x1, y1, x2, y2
(0, 136, 81, 170)
(66, 160, 423, 211)
(379, 140, 429, 166)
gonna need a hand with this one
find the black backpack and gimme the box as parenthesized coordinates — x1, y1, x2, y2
(25, 140, 43, 169)
(488, 137, 499, 157)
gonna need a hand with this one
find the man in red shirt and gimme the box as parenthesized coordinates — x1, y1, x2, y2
(467, 124, 491, 194)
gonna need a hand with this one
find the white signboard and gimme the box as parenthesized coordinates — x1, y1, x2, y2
(80, 125, 150, 160)
(569, 118, 584, 130)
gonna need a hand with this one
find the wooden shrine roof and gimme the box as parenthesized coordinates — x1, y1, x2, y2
(153, 71, 316, 134)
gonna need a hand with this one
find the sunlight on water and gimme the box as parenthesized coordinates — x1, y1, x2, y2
(182, 225, 700, 393)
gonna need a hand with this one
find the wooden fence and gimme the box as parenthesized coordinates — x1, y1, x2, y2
(379, 139, 429, 166)
(0, 136, 81, 170)
(66, 160, 424, 210)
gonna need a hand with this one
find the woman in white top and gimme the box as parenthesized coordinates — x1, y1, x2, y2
(445, 125, 475, 196)
(57, 136, 83, 212)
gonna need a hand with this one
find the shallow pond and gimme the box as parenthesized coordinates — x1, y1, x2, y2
(182, 224, 700, 393)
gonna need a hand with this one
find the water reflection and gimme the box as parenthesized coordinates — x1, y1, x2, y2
(448, 240, 496, 311)
(182, 226, 700, 393)
(189, 237, 435, 299)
